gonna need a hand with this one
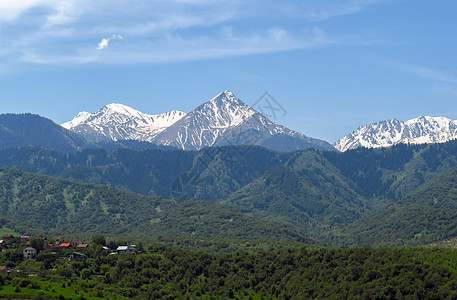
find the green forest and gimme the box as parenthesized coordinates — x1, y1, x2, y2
(2, 236, 457, 299)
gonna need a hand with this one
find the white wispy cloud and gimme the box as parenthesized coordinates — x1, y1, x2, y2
(97, 35, 123, 50)
(20, 26, 333, 65)
(0, 0, 387, 68)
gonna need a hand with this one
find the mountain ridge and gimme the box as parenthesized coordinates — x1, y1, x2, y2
(62, 91, 335, 152)
(334, 116, 457, 152)
(62, 103, 186, 142)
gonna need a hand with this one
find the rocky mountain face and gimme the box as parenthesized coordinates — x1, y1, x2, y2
(62, 91, 334, 152)
(334, 116, 457, 152)
(153, 91, 334, 151)
(61, 103, 186, 142)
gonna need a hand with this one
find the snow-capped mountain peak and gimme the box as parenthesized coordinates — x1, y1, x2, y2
(62, 103, 186, 142)
(62, 91, 334, 151)
(153, 91, 334, 151)
(102, 103, 148, 119)
(192, 90, 254, 129)
(334, 116, 457, 152)
(61, 111, 91, 129)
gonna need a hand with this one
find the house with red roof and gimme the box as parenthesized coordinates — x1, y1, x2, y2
(43, 244, 54, 250)
(19, 236, 30, 243)
(71, 240, 82, 247)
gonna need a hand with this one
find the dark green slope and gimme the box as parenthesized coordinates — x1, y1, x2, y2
(4, 141, 457, 207)
(0, 114, 95, 153)
(323, 141, 457, 200)
(0, 147, 196, 197)
(220, 150, 370, 239)
(0, 168, 312, 243)
(333, 165, 457, 247)
(0, 145, 281, 200)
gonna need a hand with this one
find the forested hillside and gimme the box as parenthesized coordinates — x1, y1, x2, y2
(2, 140, 457, 246)
(330, 165, 457, 247)
(0, 168, 311, 244)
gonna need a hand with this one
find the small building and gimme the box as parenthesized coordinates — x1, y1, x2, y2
(115, 246, 129, 253)
(23, 247, 37, 259)
(54, 239, 64, 246)
(69, 252, 87, 262)
(2, 235, 14, 244)
(19, 236, 30, 243)
(43, 244, 54, 250)
(60, 243, 71, 248)
(76, 244, 89, 249)
(116, 245, 135, 254)
(0, 266, 10, 274)
(71, 240, 82, 247)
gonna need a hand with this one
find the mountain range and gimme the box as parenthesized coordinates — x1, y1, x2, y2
(62, 92, 457, 153)
(2, 91, 457, 155)
(62, 91, 335, 152)
(4, 91, 457, 248)
(3, 101, 457, 246)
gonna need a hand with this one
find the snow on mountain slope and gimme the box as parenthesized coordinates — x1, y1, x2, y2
(61, 103, 186, 141)
(62, 91, 334, 151)
(153, 91, 334, 151)
(334, 116, 457, 152)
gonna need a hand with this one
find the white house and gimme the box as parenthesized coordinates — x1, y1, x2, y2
(23, 247, 37, 259)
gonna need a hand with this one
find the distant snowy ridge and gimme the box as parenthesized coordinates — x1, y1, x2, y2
(334, 116, 457, 152)
(61, 103, 186, 142)
(62, 91, 334, 152)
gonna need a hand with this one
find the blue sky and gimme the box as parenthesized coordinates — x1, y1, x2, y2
(1, 0, 456, 143)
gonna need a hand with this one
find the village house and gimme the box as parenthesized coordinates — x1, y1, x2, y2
(71, 240, 82, 247)
(60, 243, 71, 249)
(116, 245, 136, 254)
(0, 266, 10, 274)
(43, 244, 54, 250)
(115, 246, 129, 254)
(54, 239, 64, 246)
(2, 235, 14, 244)
(23, 247, 37, 259)
(76, 243, 89, 249)
(69, 252, 87, 262)
(19, 236, 30, 243)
